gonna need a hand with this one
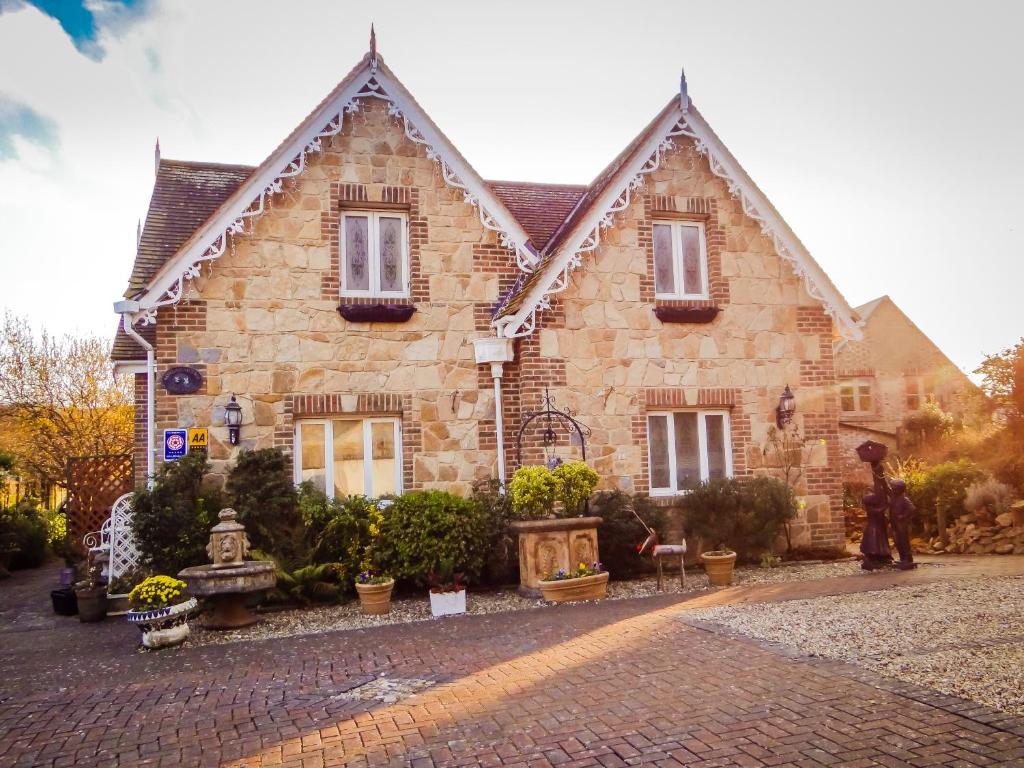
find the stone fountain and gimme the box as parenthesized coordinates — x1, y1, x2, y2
(178, 509, 276, 629)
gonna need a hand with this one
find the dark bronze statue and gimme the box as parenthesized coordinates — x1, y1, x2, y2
(889, 479, 917, 570)
(855, 440, 917, 571)
(859, 461, 893, 570)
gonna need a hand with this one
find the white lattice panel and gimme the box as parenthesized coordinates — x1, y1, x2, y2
(107, 493, 141, 595)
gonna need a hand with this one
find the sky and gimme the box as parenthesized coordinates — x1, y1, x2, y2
(0, 0, 1021, 377)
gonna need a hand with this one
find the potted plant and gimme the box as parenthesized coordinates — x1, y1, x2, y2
(74, 562, 108, 622)
(700, 548, 737, 586)
(427, 563, 466, 617)
(125, 575, 197, 649)
(355, 569, 394, 615)
(538, 561, 609, 602)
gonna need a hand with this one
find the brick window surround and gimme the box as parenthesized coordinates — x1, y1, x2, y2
(277, 393, 422, 492)
(630, 388, 748, 496)
(639, 195, 729, 311)
(321, 183, 428, 305)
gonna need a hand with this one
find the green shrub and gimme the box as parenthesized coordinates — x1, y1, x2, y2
(680, 477, 796, 561)
(590, 491, 666, 579)
(552, 462, 599, 516)
(311, 493, 382, 581)
(375, 490, 490, 586)
(131, 452, 222, 575)
(896, 459, 986, 533)
(0, 501, 48, 570)
(226, 449, 304, 566)
(508, 465, 561, 519)
(470, 478, 517, 586)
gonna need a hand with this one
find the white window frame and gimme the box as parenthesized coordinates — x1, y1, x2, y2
(293, 417, 402, 498)
(339, 210, 410, 298)
(839, 380, 874, 413)
(646, 410, 733, 497)
(652, 219, 709, 300)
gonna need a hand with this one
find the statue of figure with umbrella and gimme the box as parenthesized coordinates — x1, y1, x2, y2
(855, 441, 917, 571)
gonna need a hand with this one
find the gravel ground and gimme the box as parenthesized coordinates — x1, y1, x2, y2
(190, 559, 864, 647)
(688, 575, 1024, 715)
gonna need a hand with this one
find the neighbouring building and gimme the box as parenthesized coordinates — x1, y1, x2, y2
(834, 295, 977, 483)
(110, 40, 864, 548)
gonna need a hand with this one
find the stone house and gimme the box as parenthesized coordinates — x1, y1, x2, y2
(110, 42, 863, 548)
(834, 295, 977, 483)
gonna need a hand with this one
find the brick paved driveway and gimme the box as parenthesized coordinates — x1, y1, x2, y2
(2, 563, 1024, 767)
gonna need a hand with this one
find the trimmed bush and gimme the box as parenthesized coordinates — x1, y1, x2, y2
(375, 490, 490, 586)
(680, 477, 796, 561)
(226, 449, 304, 566)
(470, 478, 517, 586)
(552, 462, 599, 516)
(131, 452, 222, 575)
(0, 501, 48, 571)
(508, 465, 560, 519)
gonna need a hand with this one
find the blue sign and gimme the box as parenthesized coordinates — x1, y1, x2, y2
(164, 429, 188, 461)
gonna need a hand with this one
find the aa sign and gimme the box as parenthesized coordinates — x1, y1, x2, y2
(188, 428, 209, 451)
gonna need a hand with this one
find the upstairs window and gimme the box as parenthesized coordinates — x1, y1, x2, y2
(294, 418, 401, 498)
(647, 410, 732, 496)
(905, 377, 935, 411)
(652, 220, 708, 300)
(341, 211, 409, 297)
(840, 381, 874, 413)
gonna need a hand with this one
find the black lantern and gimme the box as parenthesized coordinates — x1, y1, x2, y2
(224, 394, 243, 445)
(775, 385, 796, 429)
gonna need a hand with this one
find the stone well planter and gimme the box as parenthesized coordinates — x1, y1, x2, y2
(538, 571, 609, 603)
(510, 516, 602, 598)
(126, 598, 198, 649)
(701, 550, 737, 587)
(355, 579, 395, 615)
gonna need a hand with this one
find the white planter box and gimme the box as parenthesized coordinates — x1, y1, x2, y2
(429, 588, 466, 617)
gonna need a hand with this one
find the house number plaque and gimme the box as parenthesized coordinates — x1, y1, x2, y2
(161, 366, 203, 395)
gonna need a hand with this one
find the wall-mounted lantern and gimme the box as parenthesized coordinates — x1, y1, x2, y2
(224, 394, 243, 445)
(775, 385, 796, 430)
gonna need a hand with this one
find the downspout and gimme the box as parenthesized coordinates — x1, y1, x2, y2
(491, 362, 506, 486)
(115, 302, 155, 487)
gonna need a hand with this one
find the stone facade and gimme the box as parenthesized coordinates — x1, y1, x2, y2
(133, 98, 846, 548)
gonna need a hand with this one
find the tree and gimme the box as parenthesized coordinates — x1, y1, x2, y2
(975, 338, 1024, 425)
(0, 313, 133, 490)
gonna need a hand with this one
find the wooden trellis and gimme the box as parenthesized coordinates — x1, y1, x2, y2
(64, 454, 134, 545)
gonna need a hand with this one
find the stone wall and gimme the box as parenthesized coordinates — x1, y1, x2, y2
(142, 100, 845, 546)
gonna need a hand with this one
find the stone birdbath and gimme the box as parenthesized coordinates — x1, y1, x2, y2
(178, 508, 275, 629)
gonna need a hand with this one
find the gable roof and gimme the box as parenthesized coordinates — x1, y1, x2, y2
(492, 97, 863, 340)
(854, 295, 887, 322)
(126, 159, 253, 297)
(487, 181, 587, 250)
(124, 50, 538, 320)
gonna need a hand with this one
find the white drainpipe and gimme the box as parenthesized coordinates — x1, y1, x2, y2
(115, 302, 155, 487)
(472, 336, 515, 486)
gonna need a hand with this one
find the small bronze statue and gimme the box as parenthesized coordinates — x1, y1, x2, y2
(889, 479, 917, 570)
(859, 462, 893, 570)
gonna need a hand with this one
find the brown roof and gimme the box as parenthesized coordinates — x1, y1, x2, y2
(125, 159, 254, 297)
(494, 98, 679, 320)
(486, 181, 586, 249)
(111, 321, 155, 362)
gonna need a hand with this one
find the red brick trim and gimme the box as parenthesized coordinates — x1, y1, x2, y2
(321, 184, 427, 304)
(631, 388, 748, 495)
(639, 196, 729, 309)
(279, 392, 422, 491)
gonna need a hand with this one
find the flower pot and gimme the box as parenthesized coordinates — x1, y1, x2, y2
(429, 587, 466, 617)
(126, 598, 198, 649)
(51, 587, 78, 616)
(701, 551, 737, 587)
(538, 571, 609, 603)
(75, 587, 108, 622)
(355, 579, 395, 615)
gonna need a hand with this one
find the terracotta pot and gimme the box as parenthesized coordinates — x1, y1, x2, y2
(126, 598, 198, 649)
(355, 578, 394, 615)
(701, 551, 737, 586)
(538, 571, 609, 603)
(75, 587, 108, 623)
